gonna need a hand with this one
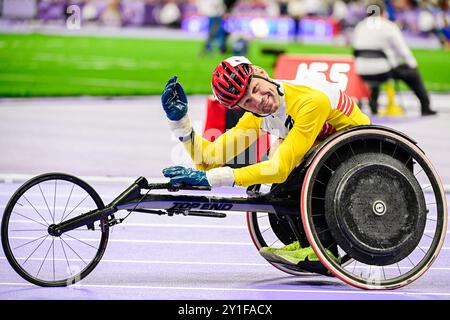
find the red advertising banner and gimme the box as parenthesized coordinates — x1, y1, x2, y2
(274, 54, 370, 101)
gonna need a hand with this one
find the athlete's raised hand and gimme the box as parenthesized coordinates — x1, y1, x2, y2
(161, 76, 188, 121)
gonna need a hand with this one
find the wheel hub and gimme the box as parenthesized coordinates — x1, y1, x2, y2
(372, 200, 386, 216)
(325, 153, 427, 266)
(47, 224, 61, 237)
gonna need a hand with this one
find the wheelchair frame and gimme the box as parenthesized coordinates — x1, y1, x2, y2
(1, 125, 447, 290)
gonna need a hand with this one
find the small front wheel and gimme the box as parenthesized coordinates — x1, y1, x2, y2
(1, 173, 109, 287)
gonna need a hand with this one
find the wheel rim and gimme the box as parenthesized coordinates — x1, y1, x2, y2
(1, 173, 109, 286)
(301, 129, 447, 290)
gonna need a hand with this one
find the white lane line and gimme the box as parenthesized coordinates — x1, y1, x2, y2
(7, 220, 249, 229)
(1, 282, 450, 297)
(6, 220, 450, 234)
(2, 256, 450, 270)
(8, 236, 254, 246)
(109, 222, 248, 229)
(6, 236, 450, 248)
(0, 74, 162, 89)
(0, 174, 159, 184)
(0, 195, 246, 200)
(0, 193, 101, 198)
(0, 256, 267, 267)
(1, 206, 247, 216)
(2, 205, 97, 211)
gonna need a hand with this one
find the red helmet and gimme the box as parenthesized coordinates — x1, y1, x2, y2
(211, 56, 254, 109)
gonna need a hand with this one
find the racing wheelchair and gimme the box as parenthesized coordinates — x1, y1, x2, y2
(1, 125, 447, 290)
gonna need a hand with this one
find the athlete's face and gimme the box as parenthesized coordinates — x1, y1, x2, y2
(237, 77, 280, 115)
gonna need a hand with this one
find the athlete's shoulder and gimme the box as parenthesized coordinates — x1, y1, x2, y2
(278, 78, 337, 91)
(235, 110, 262, 129)
(279, 78, 335, 106)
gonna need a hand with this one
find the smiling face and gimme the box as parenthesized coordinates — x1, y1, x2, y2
(236, 76, 280, 115)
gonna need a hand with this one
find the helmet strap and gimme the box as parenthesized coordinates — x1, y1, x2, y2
(252, 75, 284, 97)
(238, 106, 271, 118)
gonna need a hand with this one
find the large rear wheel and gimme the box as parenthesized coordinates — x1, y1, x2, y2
(301, 128, 447, 289)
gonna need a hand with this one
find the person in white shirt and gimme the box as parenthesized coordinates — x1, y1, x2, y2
(352, 0, 436, 116)
(198, 0, 227, 54)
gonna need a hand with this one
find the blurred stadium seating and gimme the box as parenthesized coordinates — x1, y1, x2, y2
(1, 1, 448, 97)
(0, 0, 448, 46)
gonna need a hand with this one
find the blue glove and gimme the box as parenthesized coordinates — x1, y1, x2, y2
(161, 76, 188, 121)
(163, 166, 210, 187)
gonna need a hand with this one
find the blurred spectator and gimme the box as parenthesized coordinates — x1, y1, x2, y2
(120, 0, 146, 26)
(343, 0, 367, 28)
(332, 0, 349, 32)
(436, 0, 450, 48)
(229, 32, 249, 55)
(100, 0, 122, 27)
(81, 0, 103, 24)
(232, 0, 268, 16)
(198, 0, 226, 54)
(330, 0, 351, 44)
(332, 0, 349, 23)
(417, 2, 436, 34)
(142, 0, 162, 26)
(37, 0, 68, 23)
(158, 0, 181, 28)
(278, 0, 289, 16)
(224, 0, 238, 14)
(223, 0, 239, 51)
(287, 1, 308, 42)
(384, 0, 396, 21)
(352, 0, 437, 116)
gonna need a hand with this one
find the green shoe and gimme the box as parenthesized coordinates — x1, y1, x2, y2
(272, 247, 340, 266)
(259, 241, 301, 263)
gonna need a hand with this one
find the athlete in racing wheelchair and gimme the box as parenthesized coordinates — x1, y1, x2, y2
(1, 57, 446, 290)
(161, 56, 371, 266)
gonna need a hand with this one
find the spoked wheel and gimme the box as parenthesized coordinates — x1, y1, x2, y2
(301, 127, 447, 290)
(1, 173, 109, 287)
(247, 182, 353, 276)
(246, 183, 318, 276)
(247, 211, 313, 276)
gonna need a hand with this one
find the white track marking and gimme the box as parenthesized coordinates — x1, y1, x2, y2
(1, 282, 450, 297)
(8, 236, 254, 246)
(2, 256, 450, 270)
(6, 236, 450, 249)
(0, 256, 267, 267)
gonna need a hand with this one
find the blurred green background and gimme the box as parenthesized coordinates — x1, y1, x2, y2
(1, 33, 449, 97)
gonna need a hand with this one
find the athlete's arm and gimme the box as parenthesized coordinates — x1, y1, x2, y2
(181, 112, 261, 171)
(175, 111, 262, 187)
(161, 77, 262, 187)
(233, 92, 331, 187)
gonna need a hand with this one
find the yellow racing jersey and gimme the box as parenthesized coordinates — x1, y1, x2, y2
(182, 79, 371, 187)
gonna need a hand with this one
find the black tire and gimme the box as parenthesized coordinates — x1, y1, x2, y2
(1, 173, 109, 287)
(301, 127, 447, 289)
